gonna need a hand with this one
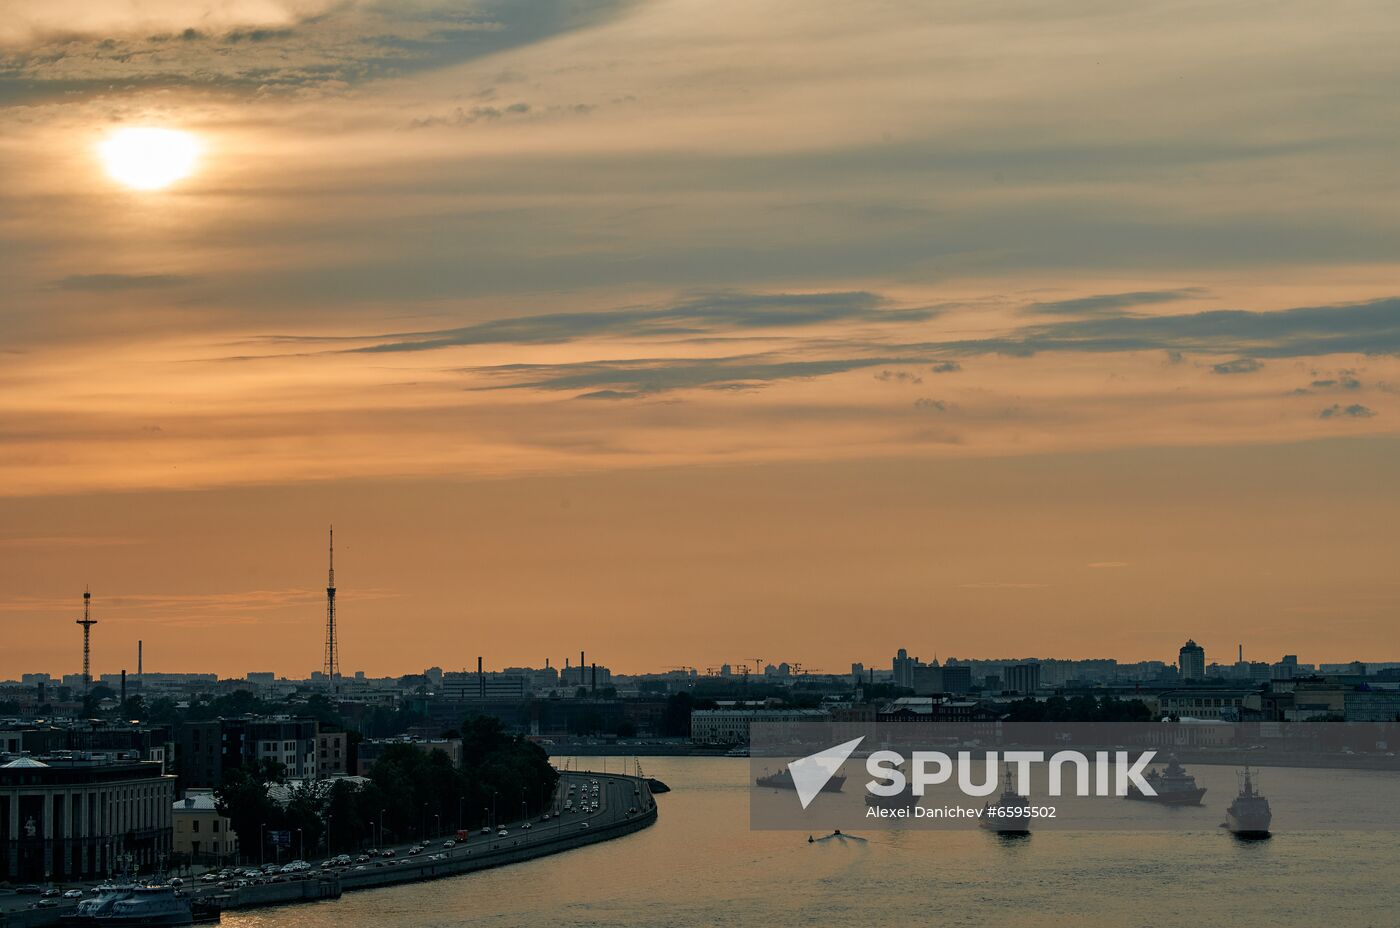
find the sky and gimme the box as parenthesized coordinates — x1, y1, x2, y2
(1, 0, 1397, 679)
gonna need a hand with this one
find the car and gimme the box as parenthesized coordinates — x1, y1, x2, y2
(170, 878, 185, 886)
(382, 849, 396, 857)
(35, 898, 58, 908)
(522, 822, 532, 830)
(63, 890, 84, 899)
(16, 885, 43, 895)
(42, 889, 62, 898)
(496, 828, 508, 837)
(442, 839, 456, 848)
(355, 855, 370, 863)
(580, 822, 589, 828)
(481, 826, 491, 835)
(540, 814, 550, 821)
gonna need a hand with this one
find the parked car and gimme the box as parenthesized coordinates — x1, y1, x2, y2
(63, 890, 84, 899)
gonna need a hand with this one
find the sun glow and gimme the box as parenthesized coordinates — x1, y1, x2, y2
(98, 128, 201, 190)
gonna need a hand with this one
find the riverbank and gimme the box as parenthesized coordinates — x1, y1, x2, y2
(0, 772, 657, 928)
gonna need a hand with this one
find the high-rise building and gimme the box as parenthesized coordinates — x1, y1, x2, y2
(892, 648, 918, 689)
(1179, 639, 1206, 681)
(1005, 662, 1042, 694)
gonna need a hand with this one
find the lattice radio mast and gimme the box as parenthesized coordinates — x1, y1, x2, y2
(323, 526, 340, 689)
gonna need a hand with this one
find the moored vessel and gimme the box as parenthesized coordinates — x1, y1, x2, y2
(1125, 755, 1207, 806)
(756, 766, 846, 793)
(980, 770, 1031, 835)
(61, 879, 202, 927)
(1223, 766, 1272, 839)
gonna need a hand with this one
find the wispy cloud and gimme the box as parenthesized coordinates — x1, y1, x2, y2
(1024, 289, 1205, 316)
(1319, 404, 1377, 419)
(52, 274, 195, 292)
(1212, 358, 1263, 375)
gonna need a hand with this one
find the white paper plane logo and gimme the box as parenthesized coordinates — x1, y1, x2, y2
(788, 736, 865, 809)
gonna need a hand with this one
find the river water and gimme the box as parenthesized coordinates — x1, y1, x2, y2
(224, 756, 1399, 928)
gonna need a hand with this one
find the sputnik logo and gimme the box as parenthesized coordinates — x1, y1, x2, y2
(788, 736, 866, 809)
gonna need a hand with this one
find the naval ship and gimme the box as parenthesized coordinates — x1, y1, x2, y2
(1124, 755, 1207, 806)
(979, 770, 1032, 835)
(1222, 766, 1272, 838)
(865, 763, 918, 812)
(756, 766, 846, 793)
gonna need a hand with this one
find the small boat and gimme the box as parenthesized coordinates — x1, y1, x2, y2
(1223, 766, 1272, 839)
(1125, 755, 1207, 806)
(980, 770, 1031, 835)
(809, 829, 866, 843)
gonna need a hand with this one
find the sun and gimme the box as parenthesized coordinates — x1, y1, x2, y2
(98, 128, 202, 190)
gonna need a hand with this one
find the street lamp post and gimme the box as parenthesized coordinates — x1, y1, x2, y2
(259, 823, 266, 867)
(297, 828, 304, 861)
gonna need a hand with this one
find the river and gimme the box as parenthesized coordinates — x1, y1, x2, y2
(223, 756, 1399, 928)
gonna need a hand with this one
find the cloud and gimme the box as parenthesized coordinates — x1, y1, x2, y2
(0, 0, 636, 101)
(875, 370, 922, 384)
(1212, 358, 1263, 375)
(913, 398, 947, 411)
(934, 297, 1400, 360)
(276, 290, 937, 353)
(470, 352, 918, 397)
(1024, 288, 1205, 316)
(1310, 377, 1361, 390)
(53, 273, 194, 291)
(1319, 404, 1376, 419)
(408, 101, 532, 128)
(930, 361, 961, 373)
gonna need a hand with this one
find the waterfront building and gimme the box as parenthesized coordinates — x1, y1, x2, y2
(689, 708, 831, 745)
(1, 753, 174, 882)
(172, 789, 238, 865)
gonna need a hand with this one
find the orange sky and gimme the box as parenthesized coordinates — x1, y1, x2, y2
(1, 1, 1398, 678)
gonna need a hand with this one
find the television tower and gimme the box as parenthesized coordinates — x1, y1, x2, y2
(76, 588, 97, 692)
(323, 526, 340, 689)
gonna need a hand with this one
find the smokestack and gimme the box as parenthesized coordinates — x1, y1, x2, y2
(591, 662, 597, 693)
(478, 656, 484, 698)
(138, 640, 143, 676)
(120, 669, 126, 706)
